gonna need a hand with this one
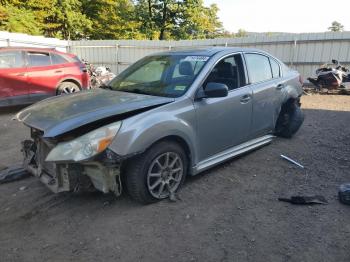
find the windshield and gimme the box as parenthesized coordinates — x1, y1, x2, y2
(108, 55, 209, 97)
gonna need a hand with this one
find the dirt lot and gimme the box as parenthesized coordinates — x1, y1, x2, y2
(0, 95, 349, 262)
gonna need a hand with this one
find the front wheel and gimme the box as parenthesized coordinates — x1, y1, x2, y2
(125, 141, 188, 204)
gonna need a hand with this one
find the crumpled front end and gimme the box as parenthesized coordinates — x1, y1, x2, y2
(22, 128, 123, 196)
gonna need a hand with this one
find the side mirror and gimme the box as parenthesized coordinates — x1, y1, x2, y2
(196, 82, 229, 99)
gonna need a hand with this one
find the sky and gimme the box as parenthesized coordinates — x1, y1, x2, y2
(204, 0, 350, 33)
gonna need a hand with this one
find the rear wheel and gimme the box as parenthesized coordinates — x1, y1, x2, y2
(275, 100, 304, 138)
(125, 141, 187, 204)
(57, 82, 80, 95)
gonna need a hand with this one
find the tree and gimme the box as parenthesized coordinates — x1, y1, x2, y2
(51, 0, 92, 40)
(235, 29, 247, 37)
(328, 21, 344, 32)
(135, 0, 223, 40)
(0, 4, 41, 35)
(0, 0, 92, 39)
(81, 0, 143, 40)
(0, 0, 224, 40)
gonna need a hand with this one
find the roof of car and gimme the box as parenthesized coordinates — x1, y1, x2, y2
(0, 46, 69, 55)
(151, 47, 266, 57)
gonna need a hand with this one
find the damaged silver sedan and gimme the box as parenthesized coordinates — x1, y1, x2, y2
(17, 47, 304, 204)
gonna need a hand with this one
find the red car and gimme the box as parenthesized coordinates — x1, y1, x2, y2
(0, 47, 89, 107)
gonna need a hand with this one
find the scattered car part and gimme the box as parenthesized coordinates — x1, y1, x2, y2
(278, 195, 328, 205)
(82, 60, 116, 89)
(280, 154, 304, 168)
(306, 59, 350, 94)
(338, 184, 350, 205)
(17, 47, 304, 204)
(0, 164, 30, 184)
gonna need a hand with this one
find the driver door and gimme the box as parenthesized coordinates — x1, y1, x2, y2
(194, 54, 253, 162)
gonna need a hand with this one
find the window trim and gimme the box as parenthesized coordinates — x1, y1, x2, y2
(269, 57, 282, 79)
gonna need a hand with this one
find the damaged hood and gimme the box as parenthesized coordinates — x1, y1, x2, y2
(17, 89, 174, 137)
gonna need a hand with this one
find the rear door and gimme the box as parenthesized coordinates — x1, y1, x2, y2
(244, 53, 284, 138)
(26, 51, 63, 102)
(0, 50, 28, 106)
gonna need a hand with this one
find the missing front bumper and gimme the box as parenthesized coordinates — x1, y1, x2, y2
(22, 139, 122, 196)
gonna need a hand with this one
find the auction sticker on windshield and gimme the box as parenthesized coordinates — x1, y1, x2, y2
(184, 56, 209, 62)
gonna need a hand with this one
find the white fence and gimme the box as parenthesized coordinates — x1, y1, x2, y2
(69, 32, 350, 78)
(1, 31, 350, 79)
(0, 31, 68, 52)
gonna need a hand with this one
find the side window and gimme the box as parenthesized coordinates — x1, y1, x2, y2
(51, 53, 68, 65)
(245, 53, 272, 84)
(0, 51, 24, 68)
(270, 58, 280, 78)
(205, 54, 246, 90)
(28, 52, 51, 67)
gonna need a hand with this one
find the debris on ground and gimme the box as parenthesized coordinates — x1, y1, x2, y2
(338, 184, 350, 205)
(19, 186, 27, 191)
(0, 164, 30, 184)
(280, 154, 305, 169)
(278, 195, 328, 205)
(169, 190, 181, 202)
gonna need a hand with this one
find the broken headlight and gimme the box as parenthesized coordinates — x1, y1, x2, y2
(46, 121, 122, 162)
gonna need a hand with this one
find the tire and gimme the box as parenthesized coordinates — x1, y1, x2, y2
(275, 102, 304, 138)
(57, 82, 80, 95)
(125, 141, 188, 204)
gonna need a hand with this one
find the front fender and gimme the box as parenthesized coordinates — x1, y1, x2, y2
(108, 98, 197, 164)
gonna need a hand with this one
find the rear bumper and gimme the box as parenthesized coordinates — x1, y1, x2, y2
(22, 139, 122, 195)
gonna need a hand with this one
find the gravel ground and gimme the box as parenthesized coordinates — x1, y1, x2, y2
(0, 95, 349, 262)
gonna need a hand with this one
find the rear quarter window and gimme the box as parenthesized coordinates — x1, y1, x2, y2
(51, 53, 68, 65)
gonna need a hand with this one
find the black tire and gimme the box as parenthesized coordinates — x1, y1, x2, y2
(57, 82, 80, 95)
(125, 141, 188, 204)
(275, 102, 304, 138)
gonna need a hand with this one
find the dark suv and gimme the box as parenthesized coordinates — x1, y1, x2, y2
(0, 47, 90, 107)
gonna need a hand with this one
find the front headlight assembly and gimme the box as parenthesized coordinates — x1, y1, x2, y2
(46, 121, 122, 162)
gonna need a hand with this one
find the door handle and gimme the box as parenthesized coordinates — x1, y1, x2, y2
(276, 83, 285, 90)
(54, 70, 63, 73)
(240, 94, 251, 104)
(16, 73, 27, 77)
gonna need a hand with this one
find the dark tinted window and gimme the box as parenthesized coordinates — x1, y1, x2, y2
(28, 52, 51, 67)
(51, 53, 68, 64)
(0, 51, 24, 68)
(270, 58, 280, 78)
(205, 54, 246, 90)
(245, 54, 272, 83)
